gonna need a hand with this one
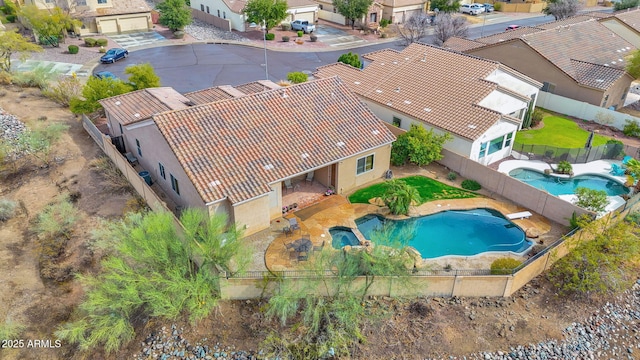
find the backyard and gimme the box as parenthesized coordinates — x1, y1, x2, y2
(515, 112, 612, 147)
(348, 175, 477, 204)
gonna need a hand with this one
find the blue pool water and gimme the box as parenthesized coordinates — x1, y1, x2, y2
(508, 168, 628, 196)
(329, 226, 361, 248)
(350, 208, 531, 259)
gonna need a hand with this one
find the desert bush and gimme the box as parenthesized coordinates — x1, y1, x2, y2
(281, 23, 291, 31)
(89, 156, 132, 193)
(68, 44, 79, 54)
(614, 0, 638, 10)
(11, 66, 53, 89)
(574, 187, 608, 213)
(447, 172, 457, 181)
(623, 119, 640, 137)
(42, 74, 83, 107)
(493, 2, 502, 10)
(530, 109, 544, 127)
(33, 196, 80, 240)
(96, 38, 108, 47)
(122, 197, 148, 215)
(282, 35, 290, 42)
(0, 71, 13, 85)
(461, 179, 481, 191)
(84, 37, 97, 47)
(297, 30, 303, 37)
(379, 18, 390, 28)
(286, 71, 307, 84)
(310, 34, 317, 42)
(490, 258, 522, 275)
(0, 198, 17, 221)
(625, 211, 640, 225)
(337, 52, 361, 69)
(265, 32, 275, 40)
(5, 14, 16, 22)
(0, 320, 25, 340)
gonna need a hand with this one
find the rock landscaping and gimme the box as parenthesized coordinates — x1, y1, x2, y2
(0, 104, 27, 158)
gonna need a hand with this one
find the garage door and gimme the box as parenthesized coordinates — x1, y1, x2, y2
(401, 9, 420, 22)
(295, 11, 315, 23)
(119, 16, 149, 32)
(99, 19, 118, 34)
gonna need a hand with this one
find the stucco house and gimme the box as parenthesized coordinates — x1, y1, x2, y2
(190, 0, 318, 32)
(314, 43, 541, 165)
(445, 19, 636, 110)
(23, 0, 152, 35)
(99, 78, 395, 235)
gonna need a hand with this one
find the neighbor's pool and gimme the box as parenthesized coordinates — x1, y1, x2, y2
(508, 168, 628, 196)
(329, 226, 361, 248)
(344, 208, 531, 259)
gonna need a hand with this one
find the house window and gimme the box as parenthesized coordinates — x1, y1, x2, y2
(119, 123, 123, 134)
(206, 6, 210, 13)
(356, 154, 374, 175)
(159, 163, 166, 180)
(200, 4, 204, 10)
(488, 135, 505, 155)
(541, 81, 555, 93)
(370, 13, 377, 22)
(319, 4, 323, 9)
(505, 132, 513, 147)
(602, 94, 609, 107)
(392, 116, 401, 127)
(77, 0, 86, 5)
(97, 0, 107, 4)
(136, 139, 142, 157)
(479, 142, 487, 158)
(170, 174, 180, 195)
(217, 10, 220, 17)
(223, 11, 226, 18)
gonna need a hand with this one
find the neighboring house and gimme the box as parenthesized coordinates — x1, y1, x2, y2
(99, 78, 396, 235)
(314, 43, 541, 165)
(23, 0, 152, 35)
(317, 0, 383, 28)
(445, 20, 636, 110)
(190, 0, 318, 32)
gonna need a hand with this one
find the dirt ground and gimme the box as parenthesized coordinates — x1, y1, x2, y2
(0, 85, 635, 360)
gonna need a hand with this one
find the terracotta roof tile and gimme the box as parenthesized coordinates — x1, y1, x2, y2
(536, 15, 598, 29)
(235, 80, 281, 94)
(474, 26, 543, 44)
(84, 0, 151, 16)
(99, 87, 191, 125)
(152, 77, 395, 204)
(442, 37, 485, 51)
(570, 59, 627, 89)
(184, 87, 236, 105)
(315, 43, 516, 141)
(614, 8, 640, 29)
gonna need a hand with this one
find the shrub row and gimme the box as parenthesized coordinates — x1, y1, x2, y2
(84, 38, 108, 47)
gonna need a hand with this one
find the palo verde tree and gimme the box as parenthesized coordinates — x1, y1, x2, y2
(19, 5, 82, 46)
(574, 187, 608, 213)
(243, 0, 288, 33)
(156, 0, 192, 32)
(432, 12, 468, 46)
(430, 0, 462, 12)
(337, 52, 361, 68)
(391, 124, 452, 166)
(542, 0, 581, 20)
(626, 50, 640, 79)
(382, 179, 421, 215)
(398, 12, 431, 45)
(124, 63, 162, 90)
(69, 76, 131, 115)
(0, 30, 43, 72)
(333, 0, 373, 29)
(262, 226, 414, 359)
(55, 209, 251, 353)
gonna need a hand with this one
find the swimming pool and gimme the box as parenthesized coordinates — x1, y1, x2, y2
(354, 208, 531, 259)
(329, 226, 361, 248)
(508, 168, 628, 196)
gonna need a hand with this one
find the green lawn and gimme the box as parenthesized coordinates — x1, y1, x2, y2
(515, 115, 611, 147)
(348, 176, 477, 204)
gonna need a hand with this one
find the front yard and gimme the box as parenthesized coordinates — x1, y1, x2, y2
(515, 112, 612, 147)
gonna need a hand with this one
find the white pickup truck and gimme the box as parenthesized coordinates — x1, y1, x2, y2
(290, 20, 316, 34)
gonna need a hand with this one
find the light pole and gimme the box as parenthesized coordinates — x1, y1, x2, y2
(250, 20, 269, 80)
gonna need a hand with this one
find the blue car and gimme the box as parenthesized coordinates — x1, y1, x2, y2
(93, 71, 118, 80)
(100, 48, 128, 64)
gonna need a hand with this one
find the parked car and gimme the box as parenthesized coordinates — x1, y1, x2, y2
(290, 20, 315, 34)
(483, 3, 494, 12)
(100, 48, 128, 64)
(93, 71, 118, 80)
(460, 3, 484, 15)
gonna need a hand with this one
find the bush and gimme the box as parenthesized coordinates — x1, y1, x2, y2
(379, 18, 390, 28)
(42, 75, 83, 107)
(614, 0, 639, 10)
(265, 32, 275, 41)
(310, 34, 317, 42)
(490, 258, 522, 275)
(337, 52, 362, 69)
(281, 23, 291, 31)
(530, 109, 544, 127)
(84, 37, 97, 47)
(287, 71, 307, 84)
(0, 199, 17, 222)
(623, 119, 640, 137)
(575, 187, 608, 213)
(11, 66, 53, 89)
(447, 172, 457, 181)
(5, 14, 16, 22)
(68, 45, 79, 54)
(282, 36, 290, 42)
(96, 38, 108, 47)
(297, 30, 303, 37)
(493, 2, 502, 10)
(461, 179, 481, 191)
(556, 160, 572, 175)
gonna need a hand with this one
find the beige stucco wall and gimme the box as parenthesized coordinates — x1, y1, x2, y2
(602, 74, 634, 110)
(191, 0, 246, 31)
(468, 42, 607, 107)
(95, 13, 151, 34)
(336, 144, 392, 195)
(233, 195, 271, 236)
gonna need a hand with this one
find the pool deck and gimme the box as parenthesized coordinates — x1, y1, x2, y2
(265, 195, 553, 271)
(497, 159, 628, 214)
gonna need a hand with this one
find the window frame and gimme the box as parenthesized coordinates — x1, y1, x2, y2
(392, 116, 401, 127)
(159, 163, 166, 180)
(170, 174, 180, 195)
(479, 142, 487, 159)
(504, 132, 513, 148)
(356, 154, 375, 175)
(488, 135, 505, 155)
(97, 0, 107, 4)
(136, 139, 142, 157)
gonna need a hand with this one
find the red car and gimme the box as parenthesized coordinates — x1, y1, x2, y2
(505, 25, 521, 31)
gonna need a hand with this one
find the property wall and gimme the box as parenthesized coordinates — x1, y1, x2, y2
(468, 42, 605, 107)
(600, 18, 640, 48)
(318, 9, 348, 25)
(495, 2, 546, 12)
(268, 182, 283, 220)
(191, 8, 232, 31)
(232, 195, 271, 236)
(191, 0, 244, 31)
(336, 144, 392, 195)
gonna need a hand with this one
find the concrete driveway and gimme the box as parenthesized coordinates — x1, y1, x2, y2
(107, 31, 167, 48)
(313, 25, 367, 47)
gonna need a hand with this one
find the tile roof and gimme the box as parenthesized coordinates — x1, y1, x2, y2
(235, 80, 281, 94)
(99, 87, 191, 125)
(314, 43, 520, 141)
(88, 0, 151, 16)
(442, 37, 485, 52)
(184, 87, 236, 105)
(570, 59, 627, 89)
(184, 80, 282, 105)
(287, 0, 318, 8)
(614, 8, 640, 29)
(474, 26, 543, 44)
(536, 15, 598, 29)
(152, 77, 396, 204)
(221, 0, 246, 14)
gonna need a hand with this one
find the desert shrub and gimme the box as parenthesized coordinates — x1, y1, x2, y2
(281, 23, 291, 31)
(297, 30, 303, 37)
(265, 32, 275, 40)
(556, 160, 572, 174)
(96, 38, 108, 47)
(530, 108, 544, 127)
(614, 0, 639, 10)
(68, 44, 79, 54)
(84, 37, 97, 47)
(490, 258, 522, 275)
(122, 197, 148, 215)
(6, 14, 16, 22)
(379, 18, 390, 28)
(575, 187, 608, 213)
(623, 119, 640, 137)
(282, 35, 290, 42)
(447, 172, 457, 180)
(625, 211, 640, 225)
(42, 75, 83, 107)
(286, 71, 307, 84)
(310, 34, 317, 42)
(89, 156, 132, 193)
(33, 196, 80, 240)
(0, 320, 25, 340)
(0, 71, 13, 85)
(461, 179, 481, 191)
(0, 199, 17, 221)
(493, 2, 502, 10)
(11, 66, 53, 89)
(338, 52, 361, 68)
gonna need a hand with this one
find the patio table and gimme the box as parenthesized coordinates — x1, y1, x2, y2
(292, 238, 312, 253)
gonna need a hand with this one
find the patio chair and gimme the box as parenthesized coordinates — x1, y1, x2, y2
(284, 179, 293, 192)
(289, 217, 300, 232)
(306, 171, 314, 183)
(284, 240, 295, 251)
(289, 251, 299, 263)
(313, 240, 325, 252)
(610, 163, 625, 176)
(298, 252, 309, 262)
(283, 226, 292, 237)
(622, 155, 633, 165)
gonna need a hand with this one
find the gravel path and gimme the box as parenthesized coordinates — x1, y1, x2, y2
(183, 19, 249, 42)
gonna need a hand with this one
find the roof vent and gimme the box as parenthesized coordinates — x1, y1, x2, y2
(404, 100, 411, 104)
(394, 87, 401, 93)
(392, 61, 398, 64)
(626, 46, 632, 50)
(423, 107, 431, 112)
(617, 49, 621, 52)
(596, 79, 604, 82)
(376, 89, 382, 93)
(405, 57, 409, 61)
(372, 129, 380, 135)
(354, 81, 361, 85)
(115, 101, 121, 106)
(263, 164, 275, 170)
(387, 102, 392, 106)
(282, 90, 288, 98)
(604, 64, 610, 67)
(134, 113, 140, 118)
(619, 58, 623, 62)
(336, 141, 345, 147)
(611, 61, 617, 65)
(421, 54, 427, 62)
(209, 180, 222, 187)
(301, 153, 310, 159)
(468, 124, 477, 129)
